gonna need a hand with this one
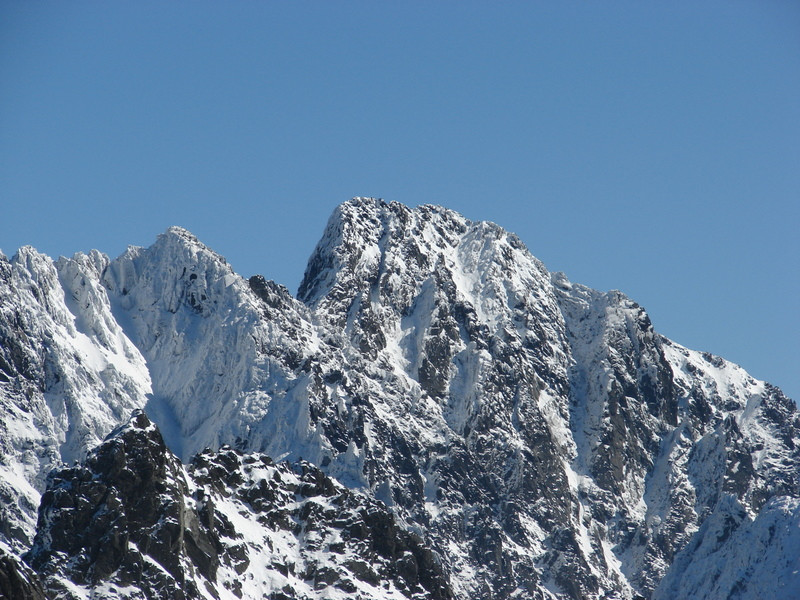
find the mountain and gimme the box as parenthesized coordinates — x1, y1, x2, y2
(24, 410, 452, 600)
(0, 198, 797, 599)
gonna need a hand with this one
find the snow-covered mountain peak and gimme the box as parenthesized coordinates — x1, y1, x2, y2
(148, 224, 229, 267)
(164, 224, 201, 240)
(155, 225, 232, 267)
(298, 198, 470, 307)
(103, 225, 241, 316)
(299, 198, 555, 335)
(1, 200, 797, 600)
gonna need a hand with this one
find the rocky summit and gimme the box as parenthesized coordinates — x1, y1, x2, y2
(0, 198, 798, 600)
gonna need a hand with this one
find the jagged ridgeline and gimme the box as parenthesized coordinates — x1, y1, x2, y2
(1, 198, 798, 600)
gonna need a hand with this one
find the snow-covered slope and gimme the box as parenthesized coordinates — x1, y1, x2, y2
(100, 226, 329, 462)
(0, 248, 150, 552)
(0, 198, 797, 599)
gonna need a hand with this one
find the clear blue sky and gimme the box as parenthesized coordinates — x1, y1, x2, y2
(2, 1, 798, 401)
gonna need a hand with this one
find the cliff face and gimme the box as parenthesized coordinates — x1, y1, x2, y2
(1, 198, 797, 599)
(25, 411, 453, 600)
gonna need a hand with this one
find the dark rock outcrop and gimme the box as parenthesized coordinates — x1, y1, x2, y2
(24, 411, 454, 600)
(0, 547, 47, 600)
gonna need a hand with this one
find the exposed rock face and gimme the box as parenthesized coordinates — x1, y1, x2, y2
(297, 201, 581, 597)
(0, 546, 47, 600)
(553, 275, 800, 596)
(0, 198, 798, 600)
(25, 411, 454, 600)
(26, 410, 209, 599)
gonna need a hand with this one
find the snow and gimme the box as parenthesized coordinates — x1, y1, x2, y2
(0, 247, 151, 550)
(655, 495, 800, 600)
